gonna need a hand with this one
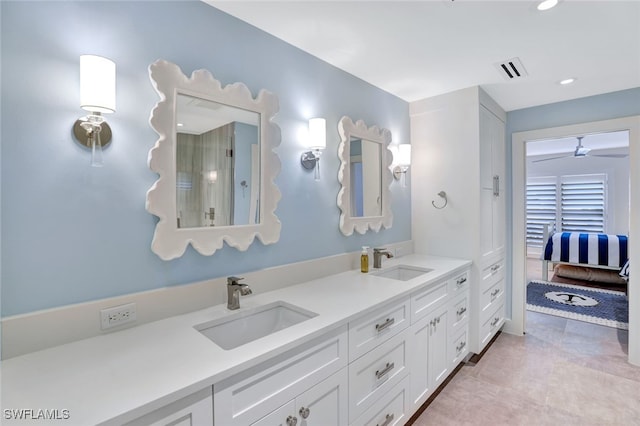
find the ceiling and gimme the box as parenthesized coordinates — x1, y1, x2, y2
(206, 0, 640, 112)
(527, 130, 629, 158)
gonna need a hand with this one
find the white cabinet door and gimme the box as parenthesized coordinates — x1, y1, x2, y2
(428, 307, 449, 390)
(251, 369, 348, 426)
(251, 400, 296, 426)
(296, 368, 348, 426)
(408, 304, 449, 411)
(408, 314, 431, 410)
(479, 104, 506, 260)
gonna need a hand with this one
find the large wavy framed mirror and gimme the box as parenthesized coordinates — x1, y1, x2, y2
(337, 116, 393, 235)
(146, 60, 281, 260)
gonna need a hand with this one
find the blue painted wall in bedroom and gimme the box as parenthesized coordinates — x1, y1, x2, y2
(0, 1, 411, 316)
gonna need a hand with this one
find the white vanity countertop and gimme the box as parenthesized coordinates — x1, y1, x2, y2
(1, 254, 470, 425)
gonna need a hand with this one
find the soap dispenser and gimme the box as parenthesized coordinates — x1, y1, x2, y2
(361, 246, 369, 273)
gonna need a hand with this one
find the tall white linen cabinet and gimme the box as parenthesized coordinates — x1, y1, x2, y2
(410, 86, 507, 355)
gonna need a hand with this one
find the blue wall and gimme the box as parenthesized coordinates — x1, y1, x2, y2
(0, 1, 411, 316)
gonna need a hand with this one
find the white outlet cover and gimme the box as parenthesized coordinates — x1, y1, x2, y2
(100, 303, 137, 330)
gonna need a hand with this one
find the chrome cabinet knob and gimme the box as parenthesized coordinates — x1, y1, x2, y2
(286, 415, 298, 426)
(299, 406, 310, 419)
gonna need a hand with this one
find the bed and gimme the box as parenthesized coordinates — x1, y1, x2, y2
(541, 223, 629, 282)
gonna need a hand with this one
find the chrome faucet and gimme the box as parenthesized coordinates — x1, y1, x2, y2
(227, 276, 252, 310)
(373, 248, 394, 269)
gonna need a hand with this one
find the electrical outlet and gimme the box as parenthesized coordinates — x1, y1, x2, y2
(100, 303, 137, 330)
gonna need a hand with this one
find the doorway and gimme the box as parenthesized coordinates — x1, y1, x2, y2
(510, 116, 640, 366)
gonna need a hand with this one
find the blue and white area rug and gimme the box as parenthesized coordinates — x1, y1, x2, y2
(526, 281, 628, 330)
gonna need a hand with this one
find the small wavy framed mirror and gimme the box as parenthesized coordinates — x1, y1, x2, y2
(146, 60, 281, 260)
(337, 116, 393, 235)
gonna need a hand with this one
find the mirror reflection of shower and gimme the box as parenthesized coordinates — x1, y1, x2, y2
(175, 94, 261, 228)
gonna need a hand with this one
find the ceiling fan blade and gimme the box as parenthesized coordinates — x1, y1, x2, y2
(588, 154, 628, 158)
(531, 155, 572, 163)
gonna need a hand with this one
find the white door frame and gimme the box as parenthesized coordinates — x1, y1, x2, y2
(510, 115, 640, 366)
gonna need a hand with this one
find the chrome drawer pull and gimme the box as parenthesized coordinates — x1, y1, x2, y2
(457, 306, 467, 317)
(456, 276, 467, 287)
(286, 415, 298, 426)
(375, 317, 395, 333)
(490, 264, 500, 273)
(299, 407, 310, 419)
(491, 288, 500, 298)
(377, 413, 395, 426)
(456, 341, 466, 353)
(375, 362, 395, 380)
(491, 317, 500, 327)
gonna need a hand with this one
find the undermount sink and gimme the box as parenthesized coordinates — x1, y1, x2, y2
(372, 265, 433, 281)
(195, 301, 318, 350)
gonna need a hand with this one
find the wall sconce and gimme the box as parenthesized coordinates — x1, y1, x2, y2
(206, 170, 218, 183)
(72, 55, 116, 167)
(392, 144, 411, 186)
(300, 118, 326, 180)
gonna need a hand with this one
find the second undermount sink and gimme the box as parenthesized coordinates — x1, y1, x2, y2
(372, 265, 433, 281)
(195, 301, 318, 350)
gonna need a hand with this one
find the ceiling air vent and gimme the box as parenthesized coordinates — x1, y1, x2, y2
(495, 57, 528, 80)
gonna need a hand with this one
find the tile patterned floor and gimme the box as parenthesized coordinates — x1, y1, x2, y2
(413, 311, 640, 426)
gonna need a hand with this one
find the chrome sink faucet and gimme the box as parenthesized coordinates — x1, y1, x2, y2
(373, 248, 394, 269)
(227, 276, 252, 310)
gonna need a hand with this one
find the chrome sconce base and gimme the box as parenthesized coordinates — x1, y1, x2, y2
(73, 118, 112, 148)
(392, 165, 405, 180)
(300, 151, 319, 169)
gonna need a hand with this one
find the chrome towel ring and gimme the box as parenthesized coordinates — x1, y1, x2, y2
(432, 191, 448, 209)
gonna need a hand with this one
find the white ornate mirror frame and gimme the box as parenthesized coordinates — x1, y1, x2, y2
(146, 59, 281, 260)
(337, 116, 393, 235)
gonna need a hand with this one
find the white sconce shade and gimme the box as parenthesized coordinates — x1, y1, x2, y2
(74, 55, 116, 167)
(80, 55, 116, 113)
(397, 144, 411, 166)
(308, 118, 326, 150)
(393, 144, 411, 186)
(301, 117, 327, 180)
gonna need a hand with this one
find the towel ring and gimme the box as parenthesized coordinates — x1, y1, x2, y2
(432, 191, 448, 209)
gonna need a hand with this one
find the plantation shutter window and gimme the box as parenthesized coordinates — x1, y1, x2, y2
(526, 173, 607, 248)
(560, 174, 606, 233)
(526, 177, 558, 248)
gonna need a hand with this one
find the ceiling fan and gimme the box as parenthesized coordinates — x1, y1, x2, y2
(532, 136, 629, 163)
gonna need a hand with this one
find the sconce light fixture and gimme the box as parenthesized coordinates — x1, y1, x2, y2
(72, 55, 116, 167)
(392, 144, 411, 186)
(300, 117, 326, 180)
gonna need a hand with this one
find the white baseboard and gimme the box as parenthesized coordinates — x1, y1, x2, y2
(2, 241, 413, 359)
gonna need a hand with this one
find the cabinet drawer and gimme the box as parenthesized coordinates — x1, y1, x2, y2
(448, 270, 470, 295)
(349, 298, 410, 362)
(480, 276, 504, 321)
(449, 291, 469, 334)
(479, 303, 504, 349)
(348, 329, 409, 422)
(214, 326, 347, 426)
(350, 375, 410, 426)
(449, 328, 469, 368)
(410, 280, 448, 323)
(480, 258, 504, 292)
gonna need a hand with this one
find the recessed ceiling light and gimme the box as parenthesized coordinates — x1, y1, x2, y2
(177, 123, 184, 127)
(537, 0, 558, 11)
(559, 78, 576, 85)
